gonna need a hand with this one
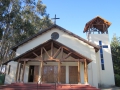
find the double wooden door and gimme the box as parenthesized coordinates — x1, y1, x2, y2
(28, 65, 78, 84)
(42, 66, 66, 83)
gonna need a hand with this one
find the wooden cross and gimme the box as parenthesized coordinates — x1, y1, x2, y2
(52, 14, 60, 24)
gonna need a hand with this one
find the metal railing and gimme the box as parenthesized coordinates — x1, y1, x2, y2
(37, 75, 58, 90)
(55, 75, 58, 90)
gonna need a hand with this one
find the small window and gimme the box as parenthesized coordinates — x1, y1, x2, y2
(8, 65, 11, 75)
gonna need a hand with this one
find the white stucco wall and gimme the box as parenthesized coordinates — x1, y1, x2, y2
(16, 28, 94, 61)
(89, 34, 115, 87)
(4, 61, 17, 84)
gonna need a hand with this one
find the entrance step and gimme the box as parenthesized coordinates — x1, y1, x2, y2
(0, 83, 100, 90)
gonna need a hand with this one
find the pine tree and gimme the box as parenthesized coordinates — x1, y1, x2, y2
(0, 0, 53, 65)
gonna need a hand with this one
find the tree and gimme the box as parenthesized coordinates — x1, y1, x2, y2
(111, 34, 120, 86)
(0, 0, 53, 66)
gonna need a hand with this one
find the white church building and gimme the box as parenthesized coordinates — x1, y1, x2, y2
(4, 16, 115, 88)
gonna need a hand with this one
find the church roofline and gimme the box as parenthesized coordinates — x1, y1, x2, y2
(11, 24, 100, 52)
(4, 39, 93, 65)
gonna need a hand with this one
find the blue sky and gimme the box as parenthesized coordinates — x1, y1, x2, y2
(42, 0, 120, 41)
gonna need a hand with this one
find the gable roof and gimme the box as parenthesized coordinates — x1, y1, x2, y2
(4, 39, 93, 65)
(83, 16, 111, 33)
(11, 24, 100, 52)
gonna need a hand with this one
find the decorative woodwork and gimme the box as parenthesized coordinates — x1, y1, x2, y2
(14, 41, 91, 84)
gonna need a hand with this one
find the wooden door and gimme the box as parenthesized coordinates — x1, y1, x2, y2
(61, 66, 66, 84)
(33, 66, 39, 82)
(43, 66, 58, 83)
(47, 66, 54, 83)
(69, 66, 78, 84)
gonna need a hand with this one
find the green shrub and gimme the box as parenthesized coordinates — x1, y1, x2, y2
(115, 74, 120, 86)
(0, 74, 5, 85)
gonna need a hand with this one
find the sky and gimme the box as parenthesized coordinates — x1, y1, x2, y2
(42, 0, 120, 42)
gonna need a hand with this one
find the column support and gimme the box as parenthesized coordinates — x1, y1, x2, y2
(66, 65, 69, 84)
(84, 59, 88, 84)
(18, 63, 22, 82)
(78, 60, 81, 84)
(40, 61, 43, 83)
(22, 61, 26, 82)
(58, 61, 61, 83)
(15, 61, 19, 82)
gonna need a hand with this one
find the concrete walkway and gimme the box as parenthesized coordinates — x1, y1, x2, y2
(100, 87, 120, 90)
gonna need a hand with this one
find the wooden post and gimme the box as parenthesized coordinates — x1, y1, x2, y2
(58, 61, 61, 83)
(84, 59, 88, 84)
(78, 60, 81, 84)
(22, 61, 26, 82)
(15, 61, 20, 82)
(5, 65, 7, 74)
(40, 61, 43, 83)
(18, 63, 22, 82)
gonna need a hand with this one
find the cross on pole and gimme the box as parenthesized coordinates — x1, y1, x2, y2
(52, 14, 60, 24)
(98, 41, 108, 70)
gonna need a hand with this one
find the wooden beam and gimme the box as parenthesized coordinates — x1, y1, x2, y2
(78, 61, 81, 84)
(19, 59, 40, 61)
(62, 59, 84, 62)
(15, 61, 19, 82)
(58, 61, 61, 83)
(63, 52, 72, 59)
(5, 65, 7, 74)
(41, 48, 43, 60)
(40, 61, 43, 82)
(18, 63, 22, 82)
(53, 47, 61, 59)
(84, 59, 88, 84)
(61, 47, 63, 59)
(33, 52, 39, 57)
(43, 47, 51, 59)
(22, 61, 26, 82)
(51, 42, 54, 58)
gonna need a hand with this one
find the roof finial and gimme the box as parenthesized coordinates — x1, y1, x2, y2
(52, 14, 60, 24)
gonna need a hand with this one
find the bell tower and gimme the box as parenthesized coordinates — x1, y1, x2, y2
(83, 16, 115, 87)
(83, 16, 111, 40)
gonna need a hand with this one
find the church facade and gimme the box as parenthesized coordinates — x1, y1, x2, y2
(4, 16, 115, 88)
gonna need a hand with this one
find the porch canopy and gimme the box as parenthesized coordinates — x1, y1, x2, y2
(11, 39, 93, 84)
(10, 39, 93, 63)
